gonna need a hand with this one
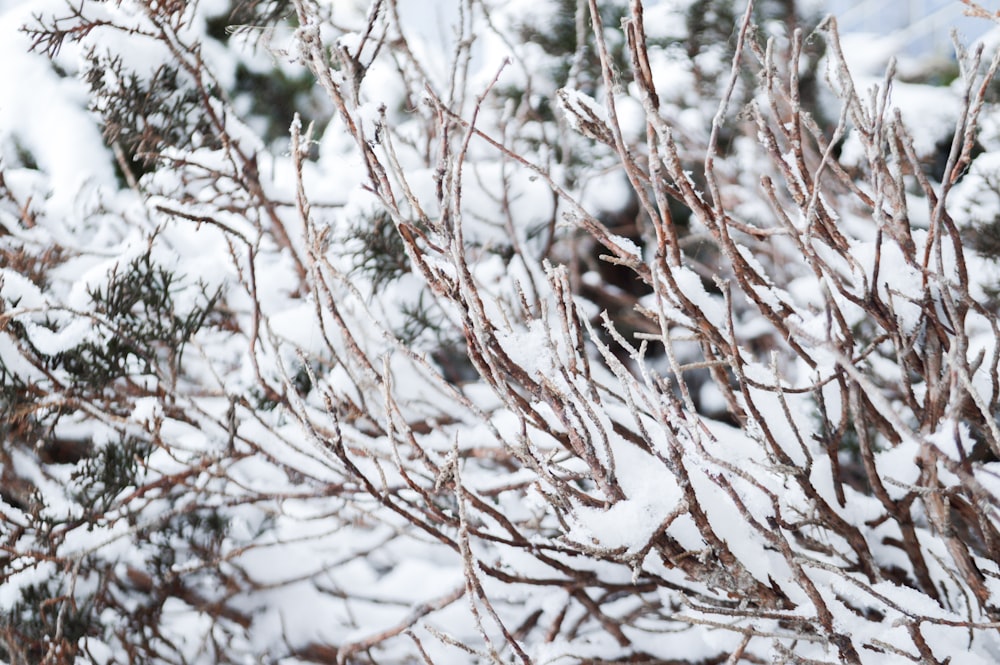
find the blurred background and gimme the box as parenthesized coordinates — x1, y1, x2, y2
(826, 0, 997, 60)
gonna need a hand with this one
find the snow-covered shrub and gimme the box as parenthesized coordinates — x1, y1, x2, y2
(4, 0, 1000, 663)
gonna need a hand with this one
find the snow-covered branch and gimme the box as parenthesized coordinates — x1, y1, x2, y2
(4, 0, 1000, 663)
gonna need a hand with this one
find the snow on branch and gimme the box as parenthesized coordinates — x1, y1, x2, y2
(3, 0, 1000, 663)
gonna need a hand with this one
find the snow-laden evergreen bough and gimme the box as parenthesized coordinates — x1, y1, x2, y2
(3, 0, 1000, 662)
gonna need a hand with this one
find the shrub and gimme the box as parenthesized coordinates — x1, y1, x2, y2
(3, 0, 1000, 663)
